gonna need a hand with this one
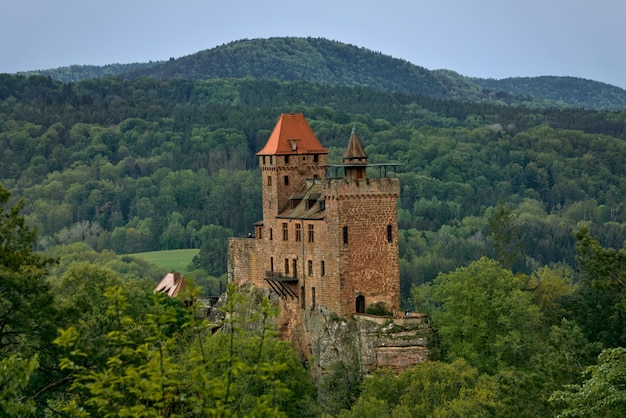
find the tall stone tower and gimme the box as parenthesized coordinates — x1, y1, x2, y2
(229, 112, 400, 336)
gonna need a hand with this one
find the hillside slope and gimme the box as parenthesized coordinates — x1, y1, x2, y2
(128, 37, 488, 103)
(10, 37, 626, 110)
(473, 76, 626, 111)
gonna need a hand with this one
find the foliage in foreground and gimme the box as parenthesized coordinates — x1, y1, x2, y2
(551, 347, 626, 417)
(54, 283, 315, 417)
(338, 359, 501, 418)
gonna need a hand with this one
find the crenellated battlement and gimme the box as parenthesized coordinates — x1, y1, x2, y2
(323, 177, 400, 200)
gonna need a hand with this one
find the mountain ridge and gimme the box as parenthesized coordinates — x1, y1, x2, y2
(13, 37, 626, 110)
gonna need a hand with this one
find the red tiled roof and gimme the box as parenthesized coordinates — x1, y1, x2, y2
(257, 113, 329, 156)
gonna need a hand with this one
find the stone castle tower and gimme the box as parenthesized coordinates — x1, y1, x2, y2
(228, 112, 401, 348)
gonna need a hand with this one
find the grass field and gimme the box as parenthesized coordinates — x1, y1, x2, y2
(129, 248, 199, 273)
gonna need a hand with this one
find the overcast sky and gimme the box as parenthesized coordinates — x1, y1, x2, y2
(1, 0, 625, 88)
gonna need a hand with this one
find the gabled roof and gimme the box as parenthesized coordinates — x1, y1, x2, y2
(257, 113, 329, 156)
(154, 272, 186, 298)
(278, 181, 325, 220)
(342, 127, 368, 161)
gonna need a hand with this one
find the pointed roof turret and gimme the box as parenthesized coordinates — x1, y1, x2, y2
(342, 127, 368, 180)
(257, 113, 328, 156)
(342, 127, 368, 163)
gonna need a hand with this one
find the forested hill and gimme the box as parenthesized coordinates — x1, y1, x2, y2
(472, 76, 626, 111)
(127, 37, 487, 103)
(15, 37, 626, 110)
(17, 62, 160, 83)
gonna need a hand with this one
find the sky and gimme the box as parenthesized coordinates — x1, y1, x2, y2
(1, 0, 625, 89)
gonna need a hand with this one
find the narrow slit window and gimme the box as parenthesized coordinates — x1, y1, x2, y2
(343, 226, 349, 244)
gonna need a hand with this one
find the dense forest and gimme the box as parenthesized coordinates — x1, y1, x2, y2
(2, 73, 626, 292)
(2, 37, 626, 415)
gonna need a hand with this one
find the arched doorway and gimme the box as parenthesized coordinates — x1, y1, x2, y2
(356, 295, 365, 314)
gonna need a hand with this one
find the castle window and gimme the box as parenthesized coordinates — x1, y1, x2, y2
(269, 228, 273, 241)
(284, 155, 289, 164)
(301, 286, 305, 309)
(356, 295, 365, 314)
(269, 156, 273, 164)
(267, 176, 272, 186)
(313, 154, 319, 163)
(282, 223, 288, 241)
(308, 224, 314, 242)
(343, 226, 349, 244)
(262, 156, 266, 165)
(285, 259, 289, 275)
(295, 223, 302, 242)
(270, 257, 274, 272)
(293, 259, 298, 277)
(256, 226, 262, 239)
(387, 224, 393, 243)
(284, 175, 289, 185)
(319, 200, 325, 211)
(321, 260, 325, 276)
(308, 260, 313, 276)
(311, 287, 316, 309)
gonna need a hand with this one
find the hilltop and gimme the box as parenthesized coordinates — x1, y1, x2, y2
(16, 37, 626, 110)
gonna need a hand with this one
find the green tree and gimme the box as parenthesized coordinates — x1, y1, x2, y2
(551, 347, 626, 417)
(486, 201, 522, 269)
(339, 359, 501, 418)
(571, 225, 626, 347)
(55, 283, 315, 417)
(427, 257, 542, 373)
(189, 224, 233, 276)
(529, 265, 576, 328)
(0, 354, 39, 416)
(0, 185, 56, 356)
(0, 185, 58, 414)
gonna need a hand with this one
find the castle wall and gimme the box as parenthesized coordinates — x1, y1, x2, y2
(228, 237, 258, 286)
(231, 178, 401, 319)
(323, 177, 401, 316)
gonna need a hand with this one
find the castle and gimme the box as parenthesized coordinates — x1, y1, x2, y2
(228, 113, 405, 355)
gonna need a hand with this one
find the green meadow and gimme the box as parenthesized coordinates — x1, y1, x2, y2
(129, 249, 199, 274)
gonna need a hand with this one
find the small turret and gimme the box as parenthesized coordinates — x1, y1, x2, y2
(342, 127, 368, 180)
